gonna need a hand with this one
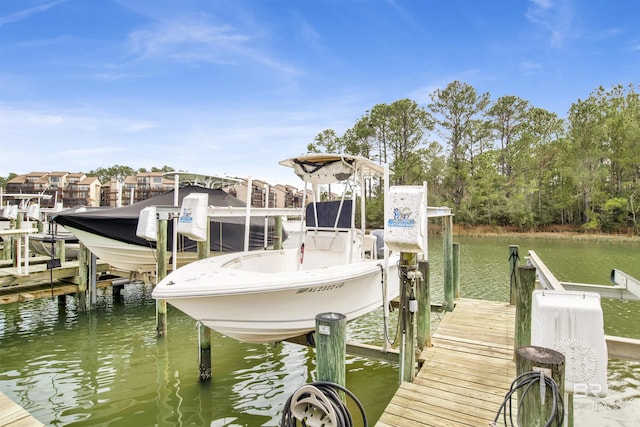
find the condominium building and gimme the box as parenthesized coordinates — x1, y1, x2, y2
(4, 172, 101, 207)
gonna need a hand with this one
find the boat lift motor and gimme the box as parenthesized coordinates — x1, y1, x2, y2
(531, 290, 608, 397)
(136, 206, 158, 241)
(27, 203, 40, 221)
(177, 193, 209, 242)
(384, 184, 427, 254)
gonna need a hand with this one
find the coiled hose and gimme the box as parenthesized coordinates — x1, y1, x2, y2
(280, 381, 368, 427)
(492, 370, 564, 427)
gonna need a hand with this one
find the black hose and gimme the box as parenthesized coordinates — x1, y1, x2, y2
(280, 381, 368, 427)
(492, 370, 564, 427)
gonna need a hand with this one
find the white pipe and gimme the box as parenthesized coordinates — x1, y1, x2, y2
(244, 177, 252, 252)
(263, 184, 269, 249)
(383, 165, 390, 352)
(16, 231, 22, 275)
(173, 174, 179, 272)
(422, 181, 428, 259)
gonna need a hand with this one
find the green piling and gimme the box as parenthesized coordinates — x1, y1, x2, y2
(417, 260, 431, 349)
(315, 312, 346, 388)
(443, 216, 454, 312)
(515, 265, 536, 351)
(156, 215, 168, 337)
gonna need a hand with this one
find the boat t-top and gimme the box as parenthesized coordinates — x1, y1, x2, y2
(151, 154, 401, 344)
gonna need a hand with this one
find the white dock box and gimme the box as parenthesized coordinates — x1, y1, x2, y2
(531, 290, 608, 396)
(177, 193, 209, 242)
(384, 185, 427, 253)
(136, 206, 157, 241)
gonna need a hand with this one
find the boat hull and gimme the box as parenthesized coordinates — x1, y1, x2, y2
(153, 249, 400, 343)
(64, 226, 198, 272)
(29, 234, 80, 260)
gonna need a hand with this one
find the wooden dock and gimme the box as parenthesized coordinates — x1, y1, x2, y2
(0, 391, 44, 427)
(377, 298, 516, 426)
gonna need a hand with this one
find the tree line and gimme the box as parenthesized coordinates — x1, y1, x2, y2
(308, 81, 639, 235)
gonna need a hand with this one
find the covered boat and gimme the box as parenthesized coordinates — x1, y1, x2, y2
(152, 154, 401, 344)
(54, 185, 282, 272)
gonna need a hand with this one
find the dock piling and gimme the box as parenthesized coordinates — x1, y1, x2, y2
(453, 242, 460, 299)
(197, 223, 212, 381)
(315, 312, 346, 388)
(77, 244, 88, 311)
(198, 323, 212, 381)
(516, 345, 565, 427)
(399, 252, 418, 382)
(443, 216, 454, 311)
(515, 265, 536, 352)
(156, 214, 168, 337)
(416, 260, 431, 349)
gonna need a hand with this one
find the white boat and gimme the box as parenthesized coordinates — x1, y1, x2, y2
(152, 154, 401, 344)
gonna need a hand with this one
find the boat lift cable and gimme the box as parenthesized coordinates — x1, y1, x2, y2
(381, 261, 405, 347)
(280, 381, 367, 427)
(491, 370, 564, 427)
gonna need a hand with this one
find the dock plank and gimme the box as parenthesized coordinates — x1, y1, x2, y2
(376, 298, 516, 427)
(0, 392, 44, 427)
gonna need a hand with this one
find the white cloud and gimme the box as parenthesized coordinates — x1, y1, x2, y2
(0, 0, 67, 27)
(526, 0, 576, 48)
(127, 17, 249, 62)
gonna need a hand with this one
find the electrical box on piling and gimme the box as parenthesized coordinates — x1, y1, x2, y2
(177, 193, 209, 242)
(384, 185, 427, 254)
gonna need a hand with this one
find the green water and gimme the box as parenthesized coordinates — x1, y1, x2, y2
(0, 237, 638, 426)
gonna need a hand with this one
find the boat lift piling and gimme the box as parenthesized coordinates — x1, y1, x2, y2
(197, 220, 212, 381)
(443, 215, 454, 312)
(416, 259, 431, 349)
(399, 252, 419, 383)
(315, 312, 347, 388)
(156, 212, 169, 337)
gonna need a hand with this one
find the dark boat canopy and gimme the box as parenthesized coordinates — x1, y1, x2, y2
(53, 185, 283, 252)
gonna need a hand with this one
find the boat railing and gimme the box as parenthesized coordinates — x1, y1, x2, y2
(527, 250, 639, 301)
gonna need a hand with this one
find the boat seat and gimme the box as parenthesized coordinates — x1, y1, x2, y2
(303, 230, 352, 268)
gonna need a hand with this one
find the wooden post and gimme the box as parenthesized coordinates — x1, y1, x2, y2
(89, 252, 97, 309)
(197, 221, 212, 381)
(112, 284, 124, 300)
(417, 260, 431, 349)
(453, 242, 460, 299)
(274, 216, 283, 250)
(55, 239, 66, 262)
(12, 216, 21, 268)
(515, 265, 536, 352)
(315, 312, 346, 388)
(399, 252, 418, 383)
(198, 323, 212, 381)
(516, 346, 565, 427)
(2, 234, 12, 260)
(156, 215, 168, 337)
(77, 244, 89, 312)
(196, 220, 211, 260)
(509, 245, 520, 305)
(443, 215, 454, 312)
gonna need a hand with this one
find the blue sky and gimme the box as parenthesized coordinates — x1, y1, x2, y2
(1, 0, 638, 186)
